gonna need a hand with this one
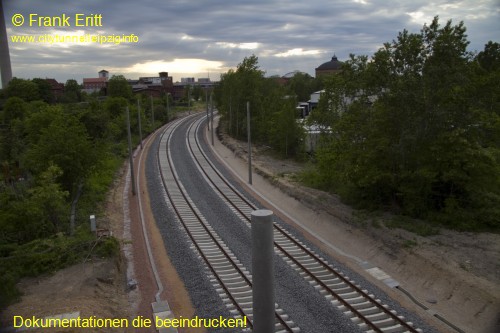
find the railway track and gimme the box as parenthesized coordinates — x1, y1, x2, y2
(184, 113, 423, 333)
(156, 115, 299, 333)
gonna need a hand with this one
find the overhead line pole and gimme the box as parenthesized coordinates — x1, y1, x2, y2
(137, 99, 143, 149)
(150, 94, 155, 129)
(247, 101, 252, 185)
(206, 89, 210, 131)
(126, 106, 136, 195)
(166, 93, 170, 123)
(210, 92, 214, 146)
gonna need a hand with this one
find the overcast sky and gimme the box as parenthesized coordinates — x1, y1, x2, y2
(2, 0, 499, 87)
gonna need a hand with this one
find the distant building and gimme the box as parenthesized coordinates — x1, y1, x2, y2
(130, 72, 174, 98)
(83, 69, 109, 93)
(315, 55, 343, 77)
(273, 70, 307, 86)
(98, 69, 109, 79)
(173, 77, 218, 100)
(308, 90, 323, 113)
(44, 78, 64, 99)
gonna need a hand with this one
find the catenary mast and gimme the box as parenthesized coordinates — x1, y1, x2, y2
(0, 0, 13, 88)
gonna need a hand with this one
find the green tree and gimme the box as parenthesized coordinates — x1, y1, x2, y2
(312, 17, 500, 229)
(0, 164, 68, 242)
(216, 55, 304, 158)
(102, 97, 128, 141)
(25, 112, 95, 192)
(2, 96, 28, 125)
(60, 79, 82, 103)
(32, 78, 55, 104)
(222, 55, 266, 141)
(1, 97, 29, 163)
(267, 85, 304, 157)
(5, 78, 40, 102)
(286, 72, 322, 102)
(107, 75, 132, 99)
(26, 164, 69, 234)
(78, 100, 112, 140)
(477, 41, 500, 72)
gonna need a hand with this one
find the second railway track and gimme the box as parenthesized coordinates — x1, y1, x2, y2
(150, 112, 430, 332)
(157, 114, 299, 332)
(183, 113, 423, 333)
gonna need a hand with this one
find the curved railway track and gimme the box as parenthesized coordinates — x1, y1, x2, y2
(183, 113, 423, 333)
(156, 115, 299, 333)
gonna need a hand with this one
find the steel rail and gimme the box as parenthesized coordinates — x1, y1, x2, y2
(188, 114, 421, 333)
(157, 115, 296, 332)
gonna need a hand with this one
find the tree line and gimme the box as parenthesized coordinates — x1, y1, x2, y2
(214, 55, 321, 158)
(307, 17, 499, 230)
(215, 18, 499, 231)
(0, 75, 172, 307)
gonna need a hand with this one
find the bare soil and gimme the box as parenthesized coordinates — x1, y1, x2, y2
(0, 167, 132, 332)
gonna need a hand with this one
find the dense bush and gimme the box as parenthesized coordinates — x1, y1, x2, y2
(0, 85, 167, 308)
(307, 18, 500, 231)
(0, 228, 120, 308)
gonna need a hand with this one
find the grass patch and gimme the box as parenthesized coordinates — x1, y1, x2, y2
(385, 215, 440, 236)
(296, 165, 331, 191)
(402, 239, 418, 248)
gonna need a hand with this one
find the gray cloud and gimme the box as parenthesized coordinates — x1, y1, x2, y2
(2, 0, 499, 86)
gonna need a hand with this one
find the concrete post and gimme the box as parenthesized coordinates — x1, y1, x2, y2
(252, 209, 275, 333)
(89, 215, 96, 232)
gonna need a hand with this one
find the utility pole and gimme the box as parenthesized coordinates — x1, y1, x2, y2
(126, 106, 136, 195)
(188, 86, 191, 115)
(229, 95, 232, 135)
(137, 99, 143, 149)
(150, 94, 155, 129)
(206, 89, 210, 131)
(210, 92, 214, 146)
(166, 93, 170, 123)
(247, 101, 252, 185)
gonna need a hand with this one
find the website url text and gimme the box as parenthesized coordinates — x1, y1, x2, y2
(10, 34, 139, 45)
